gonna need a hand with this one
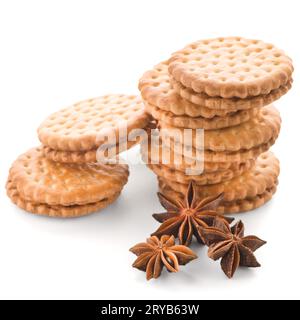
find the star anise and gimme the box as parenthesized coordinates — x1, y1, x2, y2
(151, 181, 234, 246)
(201, 217, 267, 278)
(130, 235, 197, 280)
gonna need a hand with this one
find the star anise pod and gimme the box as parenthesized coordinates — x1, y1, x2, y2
(151, 181, 234, 246)
(130, 235, 197, 280)
(201, 217, 267, 278)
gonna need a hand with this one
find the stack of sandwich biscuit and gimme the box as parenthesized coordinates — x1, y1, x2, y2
(6, 94, 151, 217)
(139, 37, 293, 214)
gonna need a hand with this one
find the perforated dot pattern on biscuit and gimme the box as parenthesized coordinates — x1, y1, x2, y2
(38, 94, 150, 151)
(169, 37, 293, 98)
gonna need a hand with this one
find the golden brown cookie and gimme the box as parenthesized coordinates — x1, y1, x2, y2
(159, 179, 277, 214)
(145, 101, 259, 129)
(146, 160, 253, 185)
(158, 152, 279, 202)
(38, 94, 151, 152)
(171, 76, 292, 110)
(159, 105, 281, 152)
(6, 178, 121, 218)
(168, 37, 293, 98)
(8, 147, 129, 207)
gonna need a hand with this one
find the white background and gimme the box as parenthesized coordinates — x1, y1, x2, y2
(0, 0, 299, 300)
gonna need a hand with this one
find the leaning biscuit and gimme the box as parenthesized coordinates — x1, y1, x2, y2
(38, 94, 151, 152)
(158, 151, 280, 202)
(8, 147, 129, 207)
(168, 37, 293, 98)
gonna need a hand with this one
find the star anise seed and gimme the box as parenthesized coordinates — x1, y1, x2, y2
(201, 217, 267, 279)
(130, 235, 197, 280)
(152, 181, 234, 246)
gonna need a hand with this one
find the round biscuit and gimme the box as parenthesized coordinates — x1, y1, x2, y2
(38, 94, 150, 151)
(168, 37, 293, 98)
(8, 147, 129, 206)
(6, 179, 121, 218)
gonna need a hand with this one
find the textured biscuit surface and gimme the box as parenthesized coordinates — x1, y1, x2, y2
(168, 37, 293, 98)
(8, 147, 129, 206)
(159, 180, 277, 214)
(159, 152, 279, 202)
(146, 101, 259, 129)
(6, 179, 121, 218)
(171, 76, 292, 110)
(159, 105, 281, 152)
(38, 94, 150, 151)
